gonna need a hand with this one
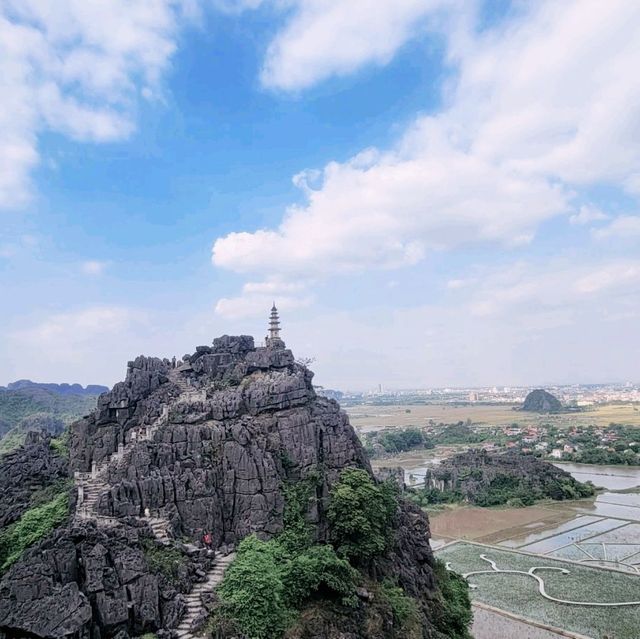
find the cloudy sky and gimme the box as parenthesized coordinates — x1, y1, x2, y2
(0, 0, 638, 390)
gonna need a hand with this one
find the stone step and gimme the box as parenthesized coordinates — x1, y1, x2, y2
(180, 614, 197, 622)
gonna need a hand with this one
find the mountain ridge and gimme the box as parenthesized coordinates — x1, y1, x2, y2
(2, 380, 109, 396)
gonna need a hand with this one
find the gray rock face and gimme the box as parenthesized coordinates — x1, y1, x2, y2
(70, 355, 174, 471)
(0, 431, 68, 528)
(71, 336, 369, 546)
(0, 520, 203, 639)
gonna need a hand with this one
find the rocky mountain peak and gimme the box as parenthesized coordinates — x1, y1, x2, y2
(0, 334, 459, 639)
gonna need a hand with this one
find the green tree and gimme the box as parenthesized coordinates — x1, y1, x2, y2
(217, 536, 292, 639)
(282, 544, 358, 608)
(327, 468, 397, 563)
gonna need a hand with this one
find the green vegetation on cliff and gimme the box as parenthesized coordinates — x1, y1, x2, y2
(142, 540, 187, 586)
(0, 490, 69, 572)
(327, 468, 397, 563)
(217, 535, 358, 638)
(432, 559, 473, 639)
(215, 469, 415, 638)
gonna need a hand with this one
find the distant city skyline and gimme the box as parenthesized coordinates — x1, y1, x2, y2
(1, 1, 639, 389)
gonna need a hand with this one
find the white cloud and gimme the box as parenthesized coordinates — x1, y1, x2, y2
(213, 0, 640, 311)
(0, 0, 193, 209)
(9, 305, 150, 383)
(593, 215, 640, 240)
(569, 205, 609, 226)
(80, 260, 108, 275)
(15, 306, 146, 346)
(213, 130, 567, 279)
(215, 278, 313, 318)
(261, 0, 455, 91)
(450, 2, 640, 186)
(468, 259, 640, 317)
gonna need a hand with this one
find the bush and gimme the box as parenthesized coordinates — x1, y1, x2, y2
(282, 544, 358, 608)
(50, 430, 70, 458)
(364, 427, 432, 458)
(380, 578, 418, 628)
(278, 479, 315, 554)
(327, 468, 397, 563)
(142, 540, 186, 585)
(406, 487, 462, 508)
(0, 491, 69, 571)
(30, 478, 73, 507)
(217, 536, 293, 639)
(218, 534, 359, 638)
(432, 559, 473, 639)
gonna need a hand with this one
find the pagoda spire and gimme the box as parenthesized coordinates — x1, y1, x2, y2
(265, 303, 285, 348)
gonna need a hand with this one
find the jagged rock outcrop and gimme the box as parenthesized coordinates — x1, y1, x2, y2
(70, 337, 368, 547)
(0, 335, 451, 639)
(522, 389, 562, 412)
(425, 449, 593, 504)
(0, 520, 202, 638)
(0, 431, 69, 528)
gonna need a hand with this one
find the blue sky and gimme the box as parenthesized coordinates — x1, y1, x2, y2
(1, 0, 639, 390)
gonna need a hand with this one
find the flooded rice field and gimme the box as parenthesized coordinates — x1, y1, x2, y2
(429, 462, 640, 574)
(553, 462, 640, 491)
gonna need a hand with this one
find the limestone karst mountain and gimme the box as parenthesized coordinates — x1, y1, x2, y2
(0, 382, 104, 453)
(425, 449, 595, 506)
(0, 334, 470, 639)
(3, 380, 109, 397)
(521, 389, 563, 413)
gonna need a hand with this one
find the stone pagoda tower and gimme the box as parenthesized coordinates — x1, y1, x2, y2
(265, 303, 285, 349)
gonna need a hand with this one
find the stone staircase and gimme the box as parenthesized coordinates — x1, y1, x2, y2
(168, 369, 207, 402)
(169, 369, 191, 393)
(148, 516, 171, 543)
(74, 368, 202, 539)
(74, 369, 206, 537)
(75, 403, 170, 525)
(176, 552, 236, 639)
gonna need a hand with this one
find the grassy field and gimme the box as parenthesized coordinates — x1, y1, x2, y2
(346, 402, 640, 432)
(437, 541, 640, 639)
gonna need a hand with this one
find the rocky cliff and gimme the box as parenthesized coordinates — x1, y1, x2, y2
(0, 431, 68, 528)
(0, 336, 463, 639)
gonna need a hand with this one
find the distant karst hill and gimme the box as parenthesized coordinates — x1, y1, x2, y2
(3, 379, 108, 396)
(0, 381, 106, 453)
(522, 388, 563, 413)
(424, 449, 594, 507)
